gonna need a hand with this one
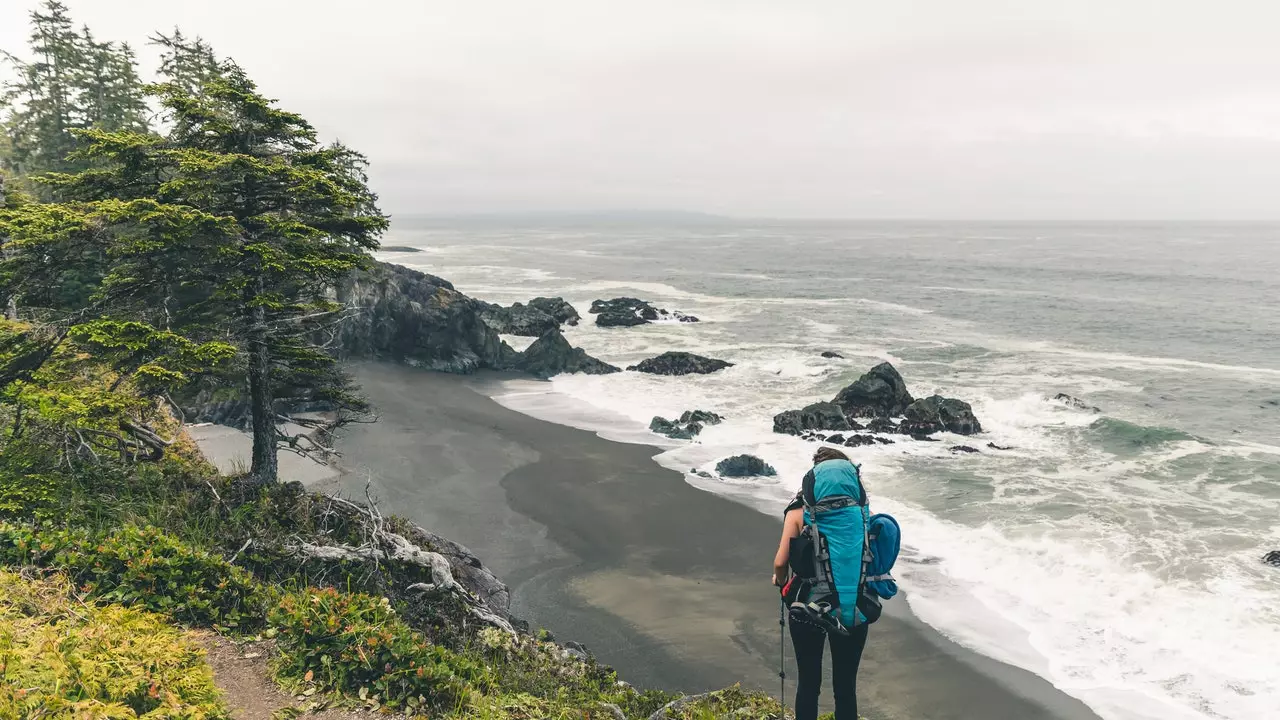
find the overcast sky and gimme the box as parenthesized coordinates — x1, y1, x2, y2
(3, 1, 1280, 219)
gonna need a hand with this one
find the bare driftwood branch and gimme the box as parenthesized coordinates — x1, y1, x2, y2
(286, 488, 516, 634)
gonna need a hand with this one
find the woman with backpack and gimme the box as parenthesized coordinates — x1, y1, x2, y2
(772, 446, 873, 720)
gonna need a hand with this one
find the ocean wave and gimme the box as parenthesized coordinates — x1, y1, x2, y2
(1085, 417, 1201, 454)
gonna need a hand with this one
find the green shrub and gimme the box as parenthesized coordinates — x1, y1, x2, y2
(0, 569, 229, 719)
(268, 586, 486, 711)
(0, 523, 265, 629)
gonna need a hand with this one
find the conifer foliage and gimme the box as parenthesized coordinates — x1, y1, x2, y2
(0, 2, 387, 484)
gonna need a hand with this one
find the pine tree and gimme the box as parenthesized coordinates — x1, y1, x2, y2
(74, 29, 149, 134)
(149, 29, 221, 98)
(39, 64, 388, 484)
(0, 1, 85, 178)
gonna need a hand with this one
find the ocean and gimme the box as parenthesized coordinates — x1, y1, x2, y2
(375, 218, 1280, 720)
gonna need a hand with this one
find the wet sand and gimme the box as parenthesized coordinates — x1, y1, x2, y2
(295, 363, 1102, 720)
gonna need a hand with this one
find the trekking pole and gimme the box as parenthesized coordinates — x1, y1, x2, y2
(778, 599, 787, 712)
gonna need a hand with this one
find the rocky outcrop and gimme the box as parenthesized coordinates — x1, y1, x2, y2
(832, 362, 915, 418)
(403, 524, 512, 617)
(1053, 393, 1101, 413)
(843, 434, 895, 447)
(773, 401, 853, 436)
(987, 442, 1013, 450)
(715, 455, 777, 477)
(899, 395, 983, 436)
(864, 417, 898, 434)
(480, 302, 560, 337)
(820, 351, 845, 359)
(590, 297, 699, 327)
(515, 329, 620, 379)
(528, 297, 580, 326)
(651, 411, 722, 440)
(628, 352, 733, 376)
(1263, 550, 1280, 567)
(334, 261, 518, 373)
(950, 445, 980, 454)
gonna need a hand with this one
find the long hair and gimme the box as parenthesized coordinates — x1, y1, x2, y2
(812, 446, 850, 464)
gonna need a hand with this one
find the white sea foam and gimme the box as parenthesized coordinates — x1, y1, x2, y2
(426, 242, 1280, 720)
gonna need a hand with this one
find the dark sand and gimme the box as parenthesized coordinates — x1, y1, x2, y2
(321, 364, 1102, 720)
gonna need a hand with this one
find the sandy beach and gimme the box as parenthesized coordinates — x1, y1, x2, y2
(276, 363, 1096, 720)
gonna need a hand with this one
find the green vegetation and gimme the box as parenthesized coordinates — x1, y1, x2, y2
(0, 569, 229, 719)
(0, 2, 792, 718)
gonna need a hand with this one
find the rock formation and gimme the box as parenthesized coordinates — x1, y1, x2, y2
(589, 297, 699, 327)
(627, 352, 733, 375)
(772, 401, 853, 435)
(1263, 550, 1280, 567)
(650, 410, 722, 440)
(899, 395, 983, 436)
(1053, 393, 1102, 413)
(515, 329, 620, 380)
(480, 302, 561, 337)
(715, 455, 777, 477)
(820, 351, 845, 359)
(832, 362, 915, 418)
(333, 261, 518, 373)
(528, 296, 580, 326)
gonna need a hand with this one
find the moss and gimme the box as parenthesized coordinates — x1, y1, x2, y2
(0, 569, 229, 719)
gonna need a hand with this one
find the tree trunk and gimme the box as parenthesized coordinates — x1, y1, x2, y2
(246, 279, 277, 484)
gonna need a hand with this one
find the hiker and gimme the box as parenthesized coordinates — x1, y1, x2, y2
(773, 446, 896, 720)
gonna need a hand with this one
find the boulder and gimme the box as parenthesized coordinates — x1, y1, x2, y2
(832, 362, 915, 418)
(845, 434, 894, 447)
(772, 401, 853, 436)
(680, 410, 723, 426)
(864, 417, 899, 434)
(987, 442, 1013, 451)
(1263, 550, 1280, 567)
(333, 261, 518, 374)
(650, 416, 696, 440)
(528, 296, 581, 327)
(628, 352, 733, 376)
(1053, 393, 1102, 413)
(481, 302, 560, 337)
(821, 351, 845, 359)
(515, 329, 620, 379)
(825, 434, 847, 445)
(715, 455, 777, 478)
(950, 445, 980, 454)
(590, 297, 699, 327)
(900, 395, 983, 436)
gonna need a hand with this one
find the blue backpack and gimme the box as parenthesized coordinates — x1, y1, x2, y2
(783, 460, 900, 633)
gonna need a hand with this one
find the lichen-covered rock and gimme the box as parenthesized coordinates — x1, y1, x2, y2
(900, 395, 983, 436)
(715, 455, 777, 478)
(628, 352, 733, 376)
(333, 261, 518, 373)
(772, 401, 853, 435)
(832, 362, 915, 418)
(516, 329, 620, 379)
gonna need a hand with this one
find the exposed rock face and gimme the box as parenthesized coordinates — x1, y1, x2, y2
(900, 395, 983, 436)
(1263, 550, 1280, 567)
(715, 455, 777, 477)
(403, 524, 511, 617)
(334, 261, 518, 374)
(832, 362, 915, 418)
(480, 302, 560, 337)
(590, 297, 699, 327)
(1053, 393, 1102, 413)
(515, 329, 620, 379)
(820, 351, 845, 359)
(772, 401, 853, 436)
(528, 297, 580, 326)
(628, 352, 733, 376)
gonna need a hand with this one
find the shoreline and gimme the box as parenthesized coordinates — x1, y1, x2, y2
(326, 363, 1103, 720)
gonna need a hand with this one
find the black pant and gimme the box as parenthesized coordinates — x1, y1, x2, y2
(789, 618, 869, 720)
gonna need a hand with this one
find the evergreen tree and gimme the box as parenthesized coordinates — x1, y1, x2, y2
(150, 29, 221, 98)
(0, 0, 85, 178)
(74, 30, 149, 134)
(39, 65, 387, 484)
